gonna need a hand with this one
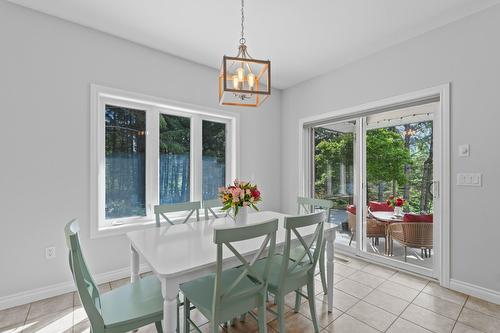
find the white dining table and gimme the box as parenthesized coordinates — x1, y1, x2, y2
(127, 211, 337, 333)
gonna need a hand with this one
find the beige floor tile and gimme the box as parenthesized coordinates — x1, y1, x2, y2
(361, 264, 397, 279)
(347, 300, 397, 331)
(283, 291, 307, 309)
(387, 318, 433, 333)
(323, 314, 379, 333)
(401, 304, 455, 333)
(22, 308, 74, 333)
(109, 277, 129, 289)
(316, 289, 359, 312)
(389, 272, 429, 291)
(341, 257, 370, 270)
(0, 304, 30, 329)
(376, 280, 420, 302)
(333, 274, 344, 285)
(458, 307, 500, 333)
(422, 282, 467, 305)
(27, 292, 74, 320)
(413, 292, 463, 320)
(298, 299, 342, 329)
(0, 325, 23, 333)
(225, 317, 261, 333)
(465, 296, 500, 319)
(363, 289, 410, 315)
(347, 271, 386, 288)
(333, 263, 358, 278)
(269, 311, 317, 333)
(313, 277, 326, 295)
(452, 322, 484, 333)
(250, 303, 285, 324)
(196, 322, 228, 332)
(335, 279, 373, 299)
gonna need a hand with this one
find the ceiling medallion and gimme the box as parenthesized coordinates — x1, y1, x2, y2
(219, 0, 271, 107)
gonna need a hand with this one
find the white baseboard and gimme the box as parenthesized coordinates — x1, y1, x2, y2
(0, 264, 150, 311)
(450, 279, 500, 305)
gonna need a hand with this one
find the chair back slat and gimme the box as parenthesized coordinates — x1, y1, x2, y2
(279, 212, 326, 284)
(203, 199, 222, 220)
(213, 219, 278, 307)
(64, 220, 104, 328)
(154, 201, 201, 226)
(297, 197, 333, 220)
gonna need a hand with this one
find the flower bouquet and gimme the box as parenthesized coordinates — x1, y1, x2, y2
(218, 180, 261, 224)
(386, 195, 407, 217)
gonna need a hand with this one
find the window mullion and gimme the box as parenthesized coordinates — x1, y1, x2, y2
(192, 115, 203, 202)
(148, 107, 160, 218)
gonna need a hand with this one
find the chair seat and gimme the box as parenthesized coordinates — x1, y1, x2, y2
(100, 275, 163, 329)
(179, 268, 258, 317)
(288, 246, 314, 264)
(251, 254, 307, 291)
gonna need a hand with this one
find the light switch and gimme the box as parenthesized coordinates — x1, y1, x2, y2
(457, 173, 482, 187)
(458, 144, 470, 157)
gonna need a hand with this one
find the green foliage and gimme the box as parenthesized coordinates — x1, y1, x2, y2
(313, 121, 433, 213)
(159, 114, 190, 154)
(366, 128, 411, 185)
(202, 121, 226, 163)
(313, 128, 353, 199)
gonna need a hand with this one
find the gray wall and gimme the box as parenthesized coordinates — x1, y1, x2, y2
(0, 1, 281, 299)
(281, 5, 500, 293)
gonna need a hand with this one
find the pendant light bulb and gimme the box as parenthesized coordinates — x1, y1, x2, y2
(232, 75, 240, 89)
(236, 67, 245, 82)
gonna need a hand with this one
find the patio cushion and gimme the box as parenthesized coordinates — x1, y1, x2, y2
(403, 213, 433, 223)
(369, 201, 394, 212)
(346, 205, 356, 215)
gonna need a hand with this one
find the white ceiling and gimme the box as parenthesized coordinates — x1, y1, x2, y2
(8, 0, 500, 89)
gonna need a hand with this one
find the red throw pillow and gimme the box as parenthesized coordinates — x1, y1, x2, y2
(347, 205, 356, 215)
(403, 213, 433, 223)
(369, 201, 394, 212)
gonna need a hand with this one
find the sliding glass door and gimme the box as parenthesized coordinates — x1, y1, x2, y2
(361, 102, 436, 275)
(308, 99, 440, 277)
(312, 120, 358, 250)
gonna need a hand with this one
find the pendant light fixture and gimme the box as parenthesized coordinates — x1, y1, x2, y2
(218, 0, 271, 107)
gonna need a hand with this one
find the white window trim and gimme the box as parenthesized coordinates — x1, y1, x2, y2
(90, 84, 240, 238)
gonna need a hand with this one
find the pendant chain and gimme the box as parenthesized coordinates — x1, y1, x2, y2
(240, 0, 246, 45)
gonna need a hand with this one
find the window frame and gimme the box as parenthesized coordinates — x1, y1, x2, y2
(90, 85, 239, 238)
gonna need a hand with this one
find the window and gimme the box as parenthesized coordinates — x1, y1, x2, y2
(91, 85, 238, 236)
(159, 114, 191, 204)
(105, 105, 147, 219)
(202, 120, 226, 200)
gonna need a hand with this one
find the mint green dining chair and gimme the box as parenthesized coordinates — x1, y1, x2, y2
(252, 212, 325, 333)
(154, 201, 201, 226)
(180, 218, 278, 333)
(295, 197, 333, 295)
(202, 199, 223, 220)
(65, 220, 163, 333)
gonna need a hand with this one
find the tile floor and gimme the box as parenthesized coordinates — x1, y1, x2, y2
(2, 256, 500, 333)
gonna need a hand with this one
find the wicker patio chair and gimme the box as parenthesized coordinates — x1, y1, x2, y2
(387, 222, 433, 262)
(347, 208, 386, 246)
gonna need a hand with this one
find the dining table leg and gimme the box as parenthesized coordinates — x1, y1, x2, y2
(130, 244, 140, 283)
(161, 278, 179, 333)
(326, 229, 335, 313)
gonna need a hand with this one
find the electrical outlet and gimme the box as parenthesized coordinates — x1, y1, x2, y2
(45, 246, 56, 259)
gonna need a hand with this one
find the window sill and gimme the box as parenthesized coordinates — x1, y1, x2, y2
(92, 219, 158, 238)
(91, 211, 222, 238)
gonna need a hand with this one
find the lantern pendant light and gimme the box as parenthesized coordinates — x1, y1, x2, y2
(218, 0, 271, 107)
